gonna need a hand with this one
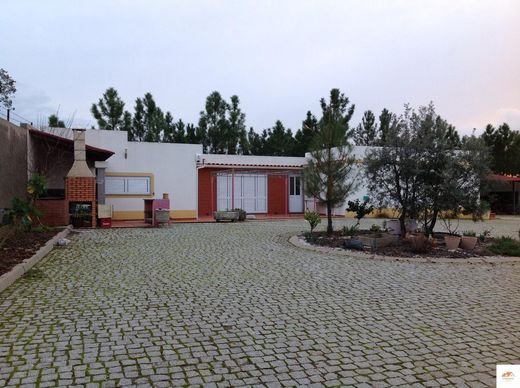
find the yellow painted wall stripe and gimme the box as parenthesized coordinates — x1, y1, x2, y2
(112, 210, 197, 220)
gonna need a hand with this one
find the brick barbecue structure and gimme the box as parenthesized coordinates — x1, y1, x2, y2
(65, 129, 97, 227)
(34, 199, 68, 226)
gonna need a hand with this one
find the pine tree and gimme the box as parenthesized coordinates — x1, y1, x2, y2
(90, 87, 125, 130)
(247, 128, 263, 155)
(294, 111, 318, 156)
(378, 108, 393, 145)
(163, 112, 175, 143)
(132, 98, 146, 141)
(121, 111, 133, 140)
(304, 89, 358, 234)
(445, 123, 461, 147)
(238, 129, 250, 155)
(481, 123, 520, 175)
(142, 93, 164, 142)
(175, 119, 187, 143)
(48, 114, 65, 128)
(228, 95, 246, 154)
(353, 110, 378, 145)
(263, 121, 295, 156)
(199, 91, 229, 153)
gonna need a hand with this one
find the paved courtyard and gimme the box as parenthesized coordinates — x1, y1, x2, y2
(1, 220, 520, 387)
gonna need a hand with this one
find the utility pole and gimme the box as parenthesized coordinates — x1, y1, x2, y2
(6, 107, 14, 122)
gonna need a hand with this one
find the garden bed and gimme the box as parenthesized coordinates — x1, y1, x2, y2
(302, 230, 512, 259)
(0, 228, 60, 276)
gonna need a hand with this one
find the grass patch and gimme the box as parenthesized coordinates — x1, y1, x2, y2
(489, 237, 520, 257)
(23, 268, 46, 279)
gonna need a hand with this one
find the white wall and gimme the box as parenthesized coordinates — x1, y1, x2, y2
(84, 131, 373, 218)
(86, 129, 202, 217)
(304, 146, 371, 215)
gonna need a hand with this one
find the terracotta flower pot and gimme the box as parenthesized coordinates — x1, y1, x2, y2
(460, 236, 478, 250)
(410, 233, 429, 252)
(444, 235, 461, 250)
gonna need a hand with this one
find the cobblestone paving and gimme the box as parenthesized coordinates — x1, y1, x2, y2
(1, 220, 520, 387)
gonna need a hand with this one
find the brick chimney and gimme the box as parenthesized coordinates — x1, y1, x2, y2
(65, 129, 96, 227)
(67, 129, 94, 178)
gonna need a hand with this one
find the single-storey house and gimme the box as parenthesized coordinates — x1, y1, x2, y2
(0, 120, 371, 225)
(85, 128, 369, 220)
(1, 119, 501, 226)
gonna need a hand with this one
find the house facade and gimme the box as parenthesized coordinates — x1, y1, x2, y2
(84, 129, 373, 220)
(85, 129, 320, 220)
(0, 121, 373, 225)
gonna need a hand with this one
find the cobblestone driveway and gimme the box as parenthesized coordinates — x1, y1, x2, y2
(1, 220, 520, 387)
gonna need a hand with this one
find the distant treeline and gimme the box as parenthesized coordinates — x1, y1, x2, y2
(48, 87, 520, 175)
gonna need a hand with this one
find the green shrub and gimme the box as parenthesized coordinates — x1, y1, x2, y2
(343, 224, 359, 236)
(231, 208, 246, 221)
(369, 224, 382, 232)
(27, 174, 47, 199)
(5, 174, 48, 231)
(5, 197, 42, 231)
(303, 232, 328, 246)
(479, 229, 491, 242)
(489, 237, 520, 257)
(462, 230, 476, 237)
(347, 199, 374, 226)
(304, 211, 321, 233)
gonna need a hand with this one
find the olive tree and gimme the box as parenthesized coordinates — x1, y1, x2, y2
(366, 103, 490, 236)
(364, 107, 422, 235)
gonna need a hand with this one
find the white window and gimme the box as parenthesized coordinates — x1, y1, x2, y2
(106, 175, 151, 195)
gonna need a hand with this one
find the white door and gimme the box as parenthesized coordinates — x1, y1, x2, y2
(255, 175, 267, 213)
(289, 175, 303, 213)
(217, 174, 267, 213)
(217, 175, 232, 211)
(235, 175, 255, 212)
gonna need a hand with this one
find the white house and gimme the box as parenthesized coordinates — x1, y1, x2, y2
(83, 129, 369, 220)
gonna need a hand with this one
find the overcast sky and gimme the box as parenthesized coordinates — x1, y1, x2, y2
(1, 0, 519, 134)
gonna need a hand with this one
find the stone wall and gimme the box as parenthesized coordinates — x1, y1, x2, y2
(0, 119, 28, 208)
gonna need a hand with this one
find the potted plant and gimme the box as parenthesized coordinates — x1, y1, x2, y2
(231, 208, 247, 222)
(214, 210, 239, 222)
(478, 229, 491, 242)
(386, 218, 416, 236)
(440, 211, 460, 250)
(460, 230, 478, 250)
(409, 233, 429, 253)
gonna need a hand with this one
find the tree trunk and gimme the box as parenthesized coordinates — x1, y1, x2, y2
(428, 209, 439, 237)
(326, 201, 333, 235)
(399, 213, 406, 237)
